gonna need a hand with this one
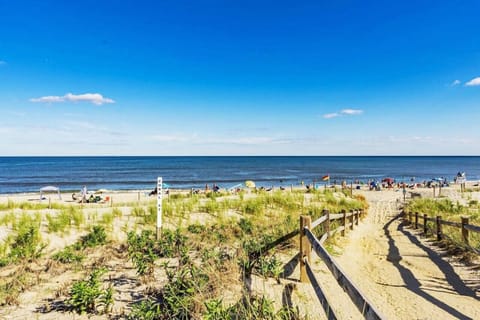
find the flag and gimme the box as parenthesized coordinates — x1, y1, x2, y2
(322, 175, 330, 181)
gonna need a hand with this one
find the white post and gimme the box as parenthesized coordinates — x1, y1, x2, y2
(156, 177, 163, 240)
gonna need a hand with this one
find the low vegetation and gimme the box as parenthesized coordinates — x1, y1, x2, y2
(405, 198, 480, 252)
(68, 268, 113, 314)
(0, 188, 367, 318)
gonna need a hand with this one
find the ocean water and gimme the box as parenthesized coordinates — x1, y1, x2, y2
(0, 156, 478, 194)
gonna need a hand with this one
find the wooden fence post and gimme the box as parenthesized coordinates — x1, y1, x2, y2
(415, 212, 418, 229)
(324, 209, 330, 239)
(423, 214, 428, 235)
(341, 210, 347, 236)
(436, 216, 442, 241)
(408, 211, 412, 225)
(355, 209, 359, 226)
(349, 210, 354, 230)
(433, 185, 436, 198)
(461, 217, 469, 245)
(300, 215, 312, 283)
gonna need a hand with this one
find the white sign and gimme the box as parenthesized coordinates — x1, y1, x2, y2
(157, 177, 163, 229)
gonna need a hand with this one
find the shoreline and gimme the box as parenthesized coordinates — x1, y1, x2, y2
(1, 181, 479, 206)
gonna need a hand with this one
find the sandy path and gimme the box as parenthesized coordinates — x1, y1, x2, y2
(335, 190, 480, 320)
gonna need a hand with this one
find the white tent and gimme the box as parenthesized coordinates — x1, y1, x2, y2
(40, 186, 61, 200)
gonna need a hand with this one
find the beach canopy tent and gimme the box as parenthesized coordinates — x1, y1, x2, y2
(40, 186, 61, 200)
(381, 178, 395, 184)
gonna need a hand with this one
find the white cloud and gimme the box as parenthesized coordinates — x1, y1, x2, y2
(64, 93, 114, 105)
(30, 95, 65, 103)
(465, 77, 480, 87)
(323, 113, 340, 119)
(30, 93, 115, 105)
(451, 79, 461, 86)
(340, 108, 363, 115)
(323, 108, 363, 119)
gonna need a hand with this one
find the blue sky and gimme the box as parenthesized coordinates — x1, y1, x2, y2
(1, 0, 480, 155)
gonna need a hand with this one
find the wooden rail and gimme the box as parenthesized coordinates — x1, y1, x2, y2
(305, 259, 337, 320)
(249, 229, 299, 260)
(404, 211, 480, 252)
(299, 209, 385, 320)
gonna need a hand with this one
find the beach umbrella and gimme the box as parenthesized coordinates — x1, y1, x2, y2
(245, 180, 256, 188)
(382, 178, 394, 184)
(95, 189, 109, 194)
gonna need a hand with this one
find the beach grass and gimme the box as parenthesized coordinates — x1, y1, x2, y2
(405, 198, 480, 253)
(0, 188, 367, 317)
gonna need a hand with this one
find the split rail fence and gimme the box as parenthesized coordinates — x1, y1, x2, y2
(404, 211, 480, 253)
(298, 209, 385, 320)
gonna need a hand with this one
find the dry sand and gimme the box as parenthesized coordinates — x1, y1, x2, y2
(331, 188, 480, 320)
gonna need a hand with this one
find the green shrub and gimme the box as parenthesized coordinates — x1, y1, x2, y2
(187, 223, 206, 234)
(77, 226, 107, 249)
(258, 255, 283, 281)
(238, 218, 253, 234)
(127, 230, 157, 276)
(128, 299, 162, 320)
(5, 214, 45, 264)
(68, 268, 113, 314)
(204, 299, 230, 320)
(158, 229, 187, 258)
(52, 246, 84, 264)
(160, 264, 209, 318)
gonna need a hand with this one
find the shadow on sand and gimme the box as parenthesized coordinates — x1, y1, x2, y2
(383, 213, 477, 320)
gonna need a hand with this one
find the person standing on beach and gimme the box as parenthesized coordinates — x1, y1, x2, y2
(82, 185, 87, 201)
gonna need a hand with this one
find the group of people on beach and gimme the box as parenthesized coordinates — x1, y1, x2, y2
(71, 185, 105, 203)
